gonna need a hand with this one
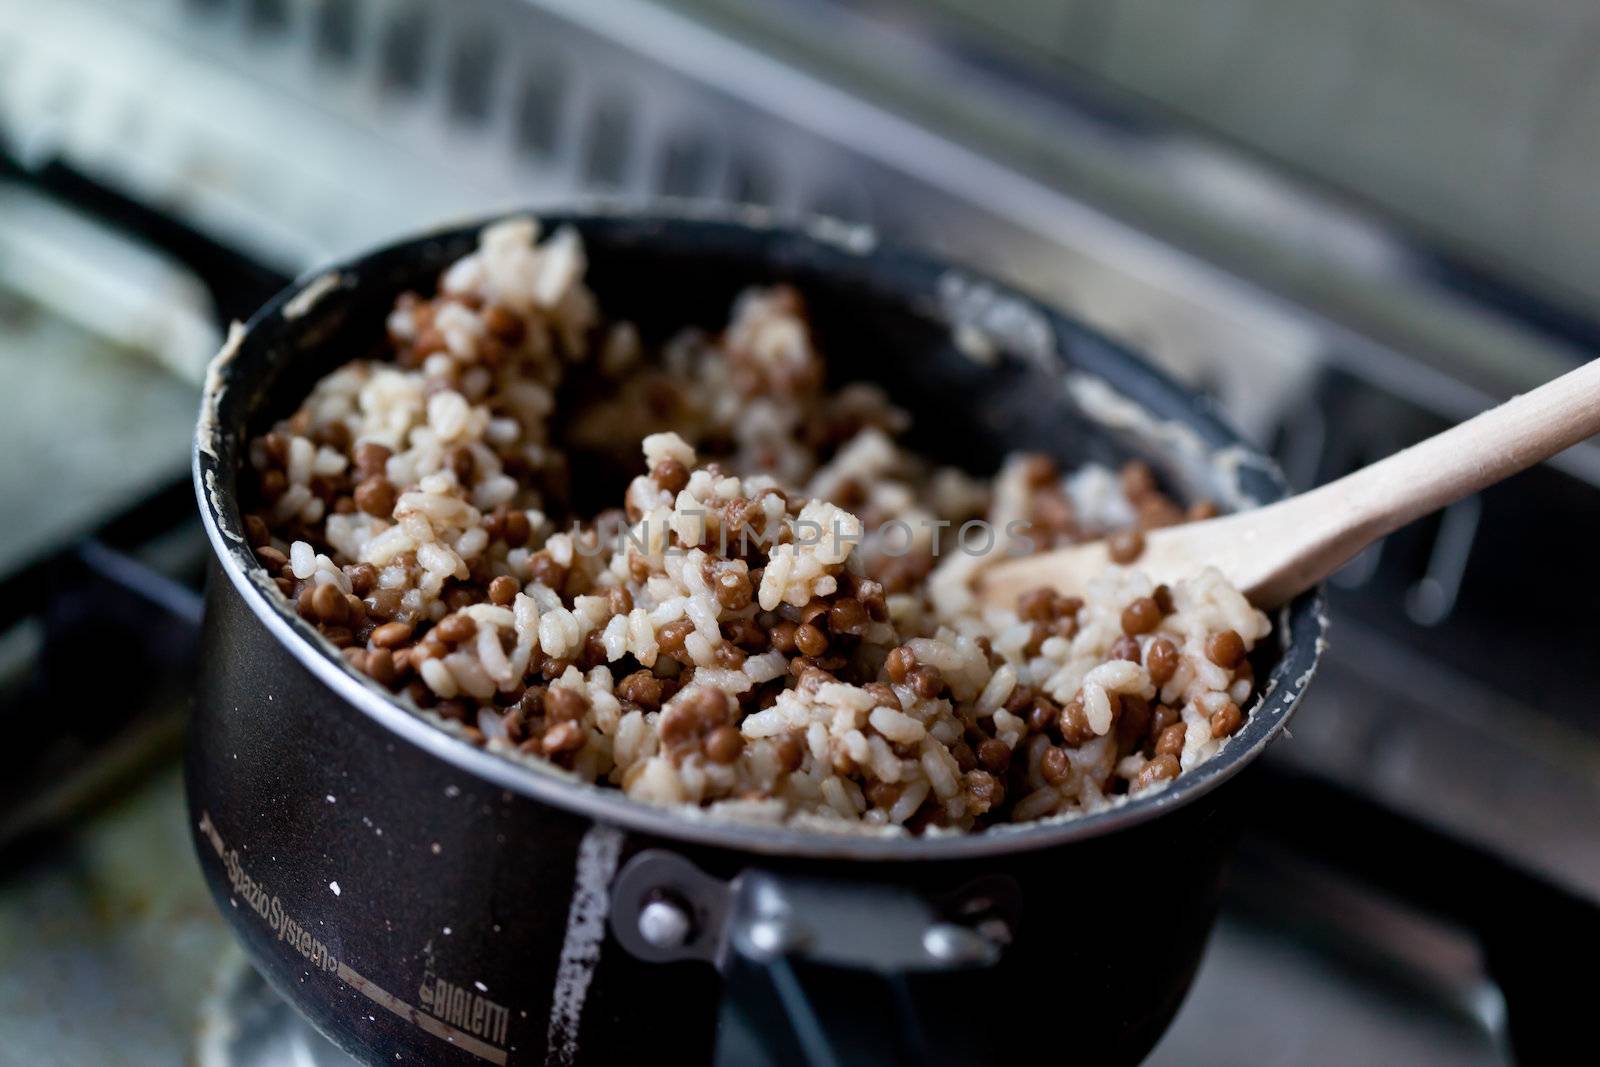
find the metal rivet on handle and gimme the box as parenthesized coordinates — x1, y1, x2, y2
(609, 850, 731, 965)
(744, 917, 810, 960)
(922, 923, 1000, 967)
(637, 898, 693, 949)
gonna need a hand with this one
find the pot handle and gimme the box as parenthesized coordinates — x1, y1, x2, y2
(610, 850, 1016, 1067)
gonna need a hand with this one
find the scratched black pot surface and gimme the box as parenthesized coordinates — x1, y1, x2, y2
(189, 211, 1326, 1067)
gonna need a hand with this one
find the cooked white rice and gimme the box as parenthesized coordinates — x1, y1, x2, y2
(240, 219, 1270, 834)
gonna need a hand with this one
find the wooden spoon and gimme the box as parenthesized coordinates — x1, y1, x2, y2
(977, 358, 1600, 611)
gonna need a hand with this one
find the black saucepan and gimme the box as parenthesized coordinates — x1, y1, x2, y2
(189, 209, 1327, 1067)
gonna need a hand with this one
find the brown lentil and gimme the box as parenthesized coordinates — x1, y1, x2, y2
(501, 509, 532, 547)
(1107, 528, 1145, 564)
(1209, 701, 1243, 738)
(1040, 747, 1072, 785)
(1019, 454, 1056, 486)
(908, 665, 944, 700)
(354, 476, 397, 517)
(864, 780, 902, 810)
(794, 623, 828, 658)
(885, 646, 916, 683)
(712, 568, 753, 611)
(260, 432, 289, 467)
(244, 513, 271, 547)
(529, 553, 567, 591)
(1117, 694, 1152, 748)
(488, 575, 519, 606)
(853, 577, 889, 622)
(964, 770, 1004, 813)
(795, 664, 833, 690)
(1017, 587, 1056, 622)
(1059, 696, 1094, 746)
(365, 648, 398, 687)
(1148, 703, 1180, 740)
(1135, 754, 1180, 790)
(483, 304, 525, 343)
(1121, 460, 1158, 500)
(259, 468, 287, 502)
(773, 735, 804, 773)
(346, 563, 378, 596)
(798, 599, 830, 628)
(370, 621, 413, 649)
(1206, 630, 1246, 669)
(769, 620, 800, 655)
(1145, 639, 1179, 687)
(723, 617, 769, 651)
(656, 619, 695, 657)
(1121, 596, 1162, 636)
(976, 738, 1011, 774)
(617, 670, 665, 710)
(311, 582, 349, 625)
(652, 458, 690, 493)
(542, 721, 586, 755)
(704, 725, 744, 764)
(659, 687, 731, 762)
(435, 614, 477, 645)
(354, 441, 391, 479)
(546, 686, 589, 723)
(1027, 697, 1059, 733)
(863, 682, 901, 711)
(827, 597, 869, 636)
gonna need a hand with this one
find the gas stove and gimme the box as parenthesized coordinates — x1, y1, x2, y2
(0, 1, 1594, 1064)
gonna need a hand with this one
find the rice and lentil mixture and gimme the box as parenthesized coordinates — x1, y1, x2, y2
(241, 218, 1269, 834)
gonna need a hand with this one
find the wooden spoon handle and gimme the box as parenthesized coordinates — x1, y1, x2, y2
(1233, 356, 1600, 604)
(977, 358, 1600, 611)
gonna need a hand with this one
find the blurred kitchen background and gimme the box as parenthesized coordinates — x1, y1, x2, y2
(1, 1, 1596, 1064)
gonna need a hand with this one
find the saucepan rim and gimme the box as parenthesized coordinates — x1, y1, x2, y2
(193, 204, 1327, 862)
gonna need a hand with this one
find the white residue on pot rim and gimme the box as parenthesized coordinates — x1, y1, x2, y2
(937, 271, 1056, 372)
(805, 214, 877, 254)
(1065, 372, 1274, 512)
(282, 271, 344, 320)
(196, 320, 247, 463)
